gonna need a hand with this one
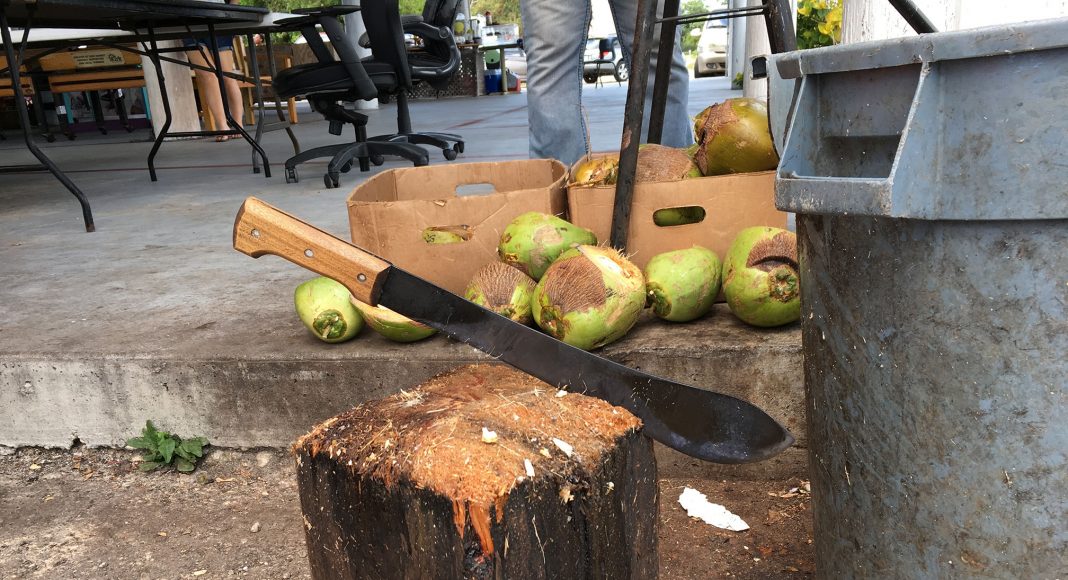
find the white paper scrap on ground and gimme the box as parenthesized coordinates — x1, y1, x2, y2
(678, 487, 750, 531)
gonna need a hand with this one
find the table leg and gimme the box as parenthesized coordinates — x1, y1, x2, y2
(246, 33, 265, 174)
(207, 25, 270, 178)
(145, 27, 174, 182)
(265, 35, 300, 156)
(0, 12, 94, 232)
(89, 90, 108, 134)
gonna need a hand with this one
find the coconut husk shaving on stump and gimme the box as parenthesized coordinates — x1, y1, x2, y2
(294, 364, 658, 579)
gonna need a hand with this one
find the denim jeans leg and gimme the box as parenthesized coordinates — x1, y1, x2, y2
(519, 0, 593, 166)
(608, 0, 694, 148)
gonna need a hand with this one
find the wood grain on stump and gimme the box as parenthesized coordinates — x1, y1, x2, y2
(294, 364, 658, 579)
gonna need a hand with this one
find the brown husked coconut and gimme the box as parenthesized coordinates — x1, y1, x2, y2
(464, 262, 537, 324)
(693, 98, 779, 176)
(633, 144, 703, 182)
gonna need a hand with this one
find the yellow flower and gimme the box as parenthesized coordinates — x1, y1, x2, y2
(798, 4, 811, 16)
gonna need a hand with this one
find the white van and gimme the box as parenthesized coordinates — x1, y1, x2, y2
(694, 19, 728, 78)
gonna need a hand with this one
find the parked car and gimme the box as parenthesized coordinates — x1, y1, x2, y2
(583, 35, 628, 84)
(694, 19, 728, 78)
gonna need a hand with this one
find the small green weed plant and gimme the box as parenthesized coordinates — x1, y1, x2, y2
(127, 421, 209, 473)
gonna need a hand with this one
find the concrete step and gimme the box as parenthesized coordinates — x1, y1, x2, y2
(1, 304, 804, 479)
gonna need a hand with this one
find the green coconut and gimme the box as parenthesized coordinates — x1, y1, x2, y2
(350, 299, 437, 342)
(569, 155, 620, 187)
(644, 246, 722, 322)
(532, 245, 646, 351)
(722, 226, 800, 327)
(498, 212, 597, 280)
(693, 98, 779, 176)
(294, 277, 364, 343)
(634, 144, 703, 182)
(464, 262, 536, 324)
(653, 206, 706, 227)
(422, 225, 471, 244)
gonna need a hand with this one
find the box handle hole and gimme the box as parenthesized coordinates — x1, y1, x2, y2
(422, 225, 472, 244)
(454, 183, 498, 197)
(653, 206, 706, 227)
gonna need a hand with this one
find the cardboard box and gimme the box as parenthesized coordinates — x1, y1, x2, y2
(566, 169, 786, 270)
(347, 160, 568, 294)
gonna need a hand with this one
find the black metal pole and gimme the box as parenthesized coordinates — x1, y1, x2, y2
(265, 34, 300, 155)
(1, 10, 95, 232)
(888, 0, 937, 33)
(610, 0, 659, 249)
(764, 0, 797, 54)
(247, 33, 265, 174)
(145, 26, 173, 182)
(207, 24, 271, 177)
(646, 0, 679, 145)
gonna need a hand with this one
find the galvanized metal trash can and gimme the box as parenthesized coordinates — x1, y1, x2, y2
(774, 18, 1068, 578)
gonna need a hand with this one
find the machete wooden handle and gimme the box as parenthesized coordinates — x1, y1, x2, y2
(233, 197, 390, 305)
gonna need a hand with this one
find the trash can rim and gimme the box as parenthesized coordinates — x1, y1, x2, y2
(776, 15, 1068, 79)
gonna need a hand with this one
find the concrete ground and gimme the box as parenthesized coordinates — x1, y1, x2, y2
(0, 77, 814, 577)
(1, 77, 807, 469)
(1, 76, 806, 452)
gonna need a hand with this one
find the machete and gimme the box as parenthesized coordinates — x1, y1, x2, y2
(233, 197, 793, 463)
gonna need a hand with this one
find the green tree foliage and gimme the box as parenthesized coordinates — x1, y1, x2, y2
(680, 0, 714, 54)
(796, 0, 843, 49)
(469, 0, 521, 30)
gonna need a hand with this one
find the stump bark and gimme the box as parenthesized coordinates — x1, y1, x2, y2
(294, 364, 658, 579)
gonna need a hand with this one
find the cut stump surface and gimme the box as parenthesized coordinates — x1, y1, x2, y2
(295, 363, 658, 579)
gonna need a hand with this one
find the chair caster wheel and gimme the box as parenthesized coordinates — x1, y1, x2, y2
(453, 142, 464, 154)
(443, 148, 458, 161)
(340, 161, 353, 173)
(285, 167, 299, 183)
(253, 166, 261, 174)
(324, 173, 340, 188)
(370, 154, 385, 166)
(45, 134, 56, 143)
(415, 155, 430, 167)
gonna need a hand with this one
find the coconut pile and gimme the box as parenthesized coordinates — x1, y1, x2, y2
(289, 97, 798, 347)
(568, 97, 779, 189)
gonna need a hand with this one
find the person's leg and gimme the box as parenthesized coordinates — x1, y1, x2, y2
(216, 49, 244, 128)
(519, 0, 593, 166)
(608, 0, 693, 148)
(187, 46, 229, 139)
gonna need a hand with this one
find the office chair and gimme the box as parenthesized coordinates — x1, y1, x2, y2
(360, 0, 465, 160)
(272, 6, 430, 188)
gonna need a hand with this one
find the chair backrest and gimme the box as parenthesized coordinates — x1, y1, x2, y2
(361, 0, 413, 89)
(422, 0, 462, 27)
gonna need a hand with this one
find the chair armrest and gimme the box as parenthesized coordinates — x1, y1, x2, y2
(405, 22, 461, 80)
(404, 20, 448, 41)
(292, 6, 361, 17)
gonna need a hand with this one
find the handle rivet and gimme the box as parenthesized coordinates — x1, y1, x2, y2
(304, 249, 314, 258)
(357, 273, 367, 282)
(251, 228, 260, 238)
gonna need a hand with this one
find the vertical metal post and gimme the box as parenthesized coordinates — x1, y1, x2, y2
(1, 10, 95, 232)
(763, 0, 797, 53)
(646, 0, 679, 145)
(610, 0, 659, 249)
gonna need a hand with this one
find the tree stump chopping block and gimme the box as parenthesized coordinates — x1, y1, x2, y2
(294, 363, 658, 579)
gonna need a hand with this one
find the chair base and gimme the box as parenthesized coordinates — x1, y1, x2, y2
(284, 140, 429, 188)
(370, 131, 464, 160)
